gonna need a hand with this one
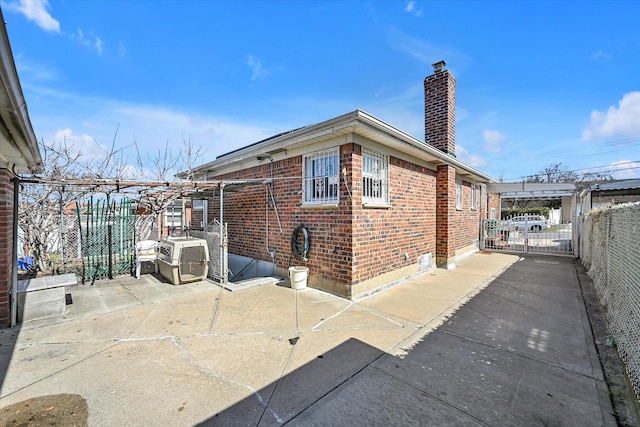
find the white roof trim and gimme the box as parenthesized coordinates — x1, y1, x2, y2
(0, 11, 42, 174)
(186, 110, 494, 182)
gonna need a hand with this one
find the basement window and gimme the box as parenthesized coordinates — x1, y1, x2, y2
(362, 148, 389, 206)
(303, 148, 339, 205)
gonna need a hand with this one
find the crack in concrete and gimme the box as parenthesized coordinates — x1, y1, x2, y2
(311, 302, 354, 330)
(166, 335, 284, 424)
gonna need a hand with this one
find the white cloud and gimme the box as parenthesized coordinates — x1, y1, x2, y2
(456, 145, 486, 168)
(583, 91, 640, 141)
(5, 0, 60, 33)
(52, 128, 106, 160)
(483, 129, 506, 153)
(94, 37, 103, 55)
(247, 55, 269, 81)
(386, 27, 471, 69)
(405, 1, 422, 17)
(118, 42, 127, 58)
(71, 27, 103, 54)
(608, 160, 640, 179)
(35, 101, 281, 178)
(590, 50, 612, 61)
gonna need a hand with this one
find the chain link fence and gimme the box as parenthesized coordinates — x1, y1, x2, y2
(190, 220, 227, 284)
(20, 212, 160, 279)
(579, 201, 640, 403)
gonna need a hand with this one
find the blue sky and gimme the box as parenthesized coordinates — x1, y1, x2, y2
(3, 0, 640, 181)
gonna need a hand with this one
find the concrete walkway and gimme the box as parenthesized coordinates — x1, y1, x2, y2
(0, 252, 616, 426)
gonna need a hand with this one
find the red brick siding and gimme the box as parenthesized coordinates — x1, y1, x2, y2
(454, 181, 481, 250)
(0, 169, 15, 326)
(436, 165, 456, 265)
(201, 142, 438, 291)
(201, 147, 355, 286)
(352, 156, 436, 284)
(487, 193, 501, 219)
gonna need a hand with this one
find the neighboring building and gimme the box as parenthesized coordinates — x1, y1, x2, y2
(578, 179, 640, 214)
(188, 62, 495, 299)
(0, 12, 43, 325)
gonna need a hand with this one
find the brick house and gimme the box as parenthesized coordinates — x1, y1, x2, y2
(0, 14, 43, 326)
(189, 62, 496, 299)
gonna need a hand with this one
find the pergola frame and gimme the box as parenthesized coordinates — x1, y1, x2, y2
(12, 176, 272, 326)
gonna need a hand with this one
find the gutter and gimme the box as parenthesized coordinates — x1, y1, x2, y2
(0, 10, 42, 173)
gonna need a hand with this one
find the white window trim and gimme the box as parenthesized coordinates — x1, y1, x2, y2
(164, 200, 185, 227)
(302, 147, 340, 206)
(471, 184, 478, 210)
(192, 199, 205, 210)
(456, 181, 463, 210)
(362, 148, 390, 207)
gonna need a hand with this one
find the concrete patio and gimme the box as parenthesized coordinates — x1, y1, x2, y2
(0, 252, 618, 426)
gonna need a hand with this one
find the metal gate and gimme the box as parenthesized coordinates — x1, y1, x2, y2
(481, 214, 573, 256)
(76, 197, 136, 283)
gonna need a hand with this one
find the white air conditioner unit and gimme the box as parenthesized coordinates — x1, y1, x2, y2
(157, 237, 209, 285)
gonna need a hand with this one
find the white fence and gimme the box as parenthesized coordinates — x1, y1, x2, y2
(578, 201, 640, 403)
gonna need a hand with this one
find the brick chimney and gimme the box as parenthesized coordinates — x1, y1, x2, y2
(424, 60, 456, 156)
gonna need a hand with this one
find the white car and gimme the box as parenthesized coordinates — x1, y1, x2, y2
(507, 215, 550, 232)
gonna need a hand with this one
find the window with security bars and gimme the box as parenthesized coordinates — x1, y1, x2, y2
(303, 148, 339, 205)
(362, 148, 389, 205)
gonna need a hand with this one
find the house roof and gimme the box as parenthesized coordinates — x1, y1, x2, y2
(0, 10, 42, 174)
(579, 178, 640, 199)
(184, 109, 494, 183)
(589, 178, 640, 192)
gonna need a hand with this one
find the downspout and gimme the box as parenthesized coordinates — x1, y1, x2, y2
(11, 176, 19, 327)
(219, 184, 225, 284)
(265, 186, 276, 274)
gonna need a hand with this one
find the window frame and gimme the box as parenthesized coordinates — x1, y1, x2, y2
(471, 184, 478, 210)
(192, 199, 205, 210)
(302, 147, 340, 206)
(456, 181, 463, 210)
(164, 200, 184, 227)
(362, 148, 390, 206)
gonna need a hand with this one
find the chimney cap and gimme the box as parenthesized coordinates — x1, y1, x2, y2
(432, 60, 447, 72)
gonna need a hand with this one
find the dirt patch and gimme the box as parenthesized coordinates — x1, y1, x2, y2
(0, 394, 88, 426)
(575, 260, 640, 427)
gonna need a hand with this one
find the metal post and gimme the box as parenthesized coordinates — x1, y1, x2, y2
(108, 223, 113, 279)
(11, 177, 19, 328)
(60, 186, 66, 273)
(219, 185, 225, 284)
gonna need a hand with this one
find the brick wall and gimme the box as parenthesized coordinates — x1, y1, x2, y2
(436, 165, 456, 267)
(487, 193, 501, 220)
(196, 146, 355, 292)
(199, 142, 438, 297)
(352, 155, 437, 285)
(454, 180, 481, 251)
(0, 168, 15, 326)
